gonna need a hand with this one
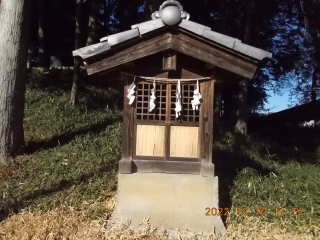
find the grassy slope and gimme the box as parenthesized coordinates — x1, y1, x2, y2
(0, 70, 122, 220)
(214, 132, 320, 235)
(0, 70, 319, 238)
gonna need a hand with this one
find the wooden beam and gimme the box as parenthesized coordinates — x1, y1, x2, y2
(122, 68, 214, 79)
(131, 160, 201, 175)
(86, 33, 173, 75)
(164, 84, 172, 161)
(85, 31, 258, 78)
(170, 33, 257, 78)
(180, 68, 215, 78)
(213, 67, 242, 88)
(120, 79, 135, 173)
(199, 79, 215, 176)
(123, 69, 170, 78)
(199, 80, 215, 164)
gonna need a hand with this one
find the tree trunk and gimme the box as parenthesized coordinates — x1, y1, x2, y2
(71, 58, 82, 105)
(86, 0, 99, 46)
(298, 0, 320, 126)
(104, 0, 108, 33)
(297, 0, 319, 101)
(37, 0, 46, 67)
(0, 0, 31, 162)
(71, 0, 83, 105)
(27, 42, 36, 69)
(235, 80, 249, 134)
(243, 0, 254, 44)
(311, 42, 320, 102)
(311, 63, 319, 102)
(311, 55, 319, 127)
(72, 0, 99, 105)
(235, 0, 255, 135)
(143, 0, 161, 21)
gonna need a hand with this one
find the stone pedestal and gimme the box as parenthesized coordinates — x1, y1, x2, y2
(111, 173, 226, 235)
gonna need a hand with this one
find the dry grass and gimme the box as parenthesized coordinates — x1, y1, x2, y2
(0, 193, 114, 240)
(0, 194, 318, 240)
(225, 218, 318, 240)
(0, 193, 160, 240)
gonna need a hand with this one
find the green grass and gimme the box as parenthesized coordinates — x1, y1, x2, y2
(0, 69, 122, 219)
(0, 69, 319, 236)
(215, 132, 320, 235)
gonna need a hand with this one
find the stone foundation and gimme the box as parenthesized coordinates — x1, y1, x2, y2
(110, 173, 226, 235)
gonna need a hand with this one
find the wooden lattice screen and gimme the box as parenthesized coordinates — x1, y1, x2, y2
(136, 82, 200, 123)
(170, 84, 200, 122)
(136, 82, 166, 121)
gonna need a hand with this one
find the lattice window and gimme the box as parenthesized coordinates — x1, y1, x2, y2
(135, 82, 200, 123)
(136, 82, 166, 121)
(170, 84, 200, 122)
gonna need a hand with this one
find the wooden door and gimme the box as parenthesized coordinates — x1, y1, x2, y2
(168, 83, 199, 161)
(134, 82, 167, 160)
(134, 81, 200, 162)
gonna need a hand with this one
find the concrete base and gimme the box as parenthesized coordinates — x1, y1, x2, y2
(111, 173, 226, 235)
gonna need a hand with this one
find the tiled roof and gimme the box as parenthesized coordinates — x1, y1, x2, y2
(73, 17, 272, 62)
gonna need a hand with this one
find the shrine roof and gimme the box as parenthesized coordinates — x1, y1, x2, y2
(73, 17, 272, 62)
(73, 0, 272, 79)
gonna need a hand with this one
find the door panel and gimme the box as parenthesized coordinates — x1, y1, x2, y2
(136, 125, 165, 157)
(134, 81, 200, 161)
(170, 126, 199, 158)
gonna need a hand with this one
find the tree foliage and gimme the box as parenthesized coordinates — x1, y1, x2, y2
(27, 0, 320, 109)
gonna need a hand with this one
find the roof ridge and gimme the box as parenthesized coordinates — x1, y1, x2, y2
(73, 18, 271, 62)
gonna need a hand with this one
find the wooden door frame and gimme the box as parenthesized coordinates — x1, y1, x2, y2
(133, 81, 200, 161)
(119, 78, 215, 176)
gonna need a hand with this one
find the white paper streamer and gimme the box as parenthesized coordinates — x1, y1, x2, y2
(149, 80, 156, 112)
(191, 80, 202, 110)
(175, 80, 182, 118)
(127, 78, 136, 105)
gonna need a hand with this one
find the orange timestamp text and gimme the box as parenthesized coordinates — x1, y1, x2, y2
(205, 208, 304, 216)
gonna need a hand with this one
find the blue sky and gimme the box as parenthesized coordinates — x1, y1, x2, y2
(264, 91, 291, 113)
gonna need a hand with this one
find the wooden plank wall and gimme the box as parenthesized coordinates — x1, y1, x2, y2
(136, 125, 165, 157)
(170, 126, 199, 158)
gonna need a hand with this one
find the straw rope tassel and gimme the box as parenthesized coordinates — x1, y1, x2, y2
(191, 80, 202, 110)
(149, 79, 156, 112)
(127, 77, 136, 105)
(175, 80, 182, 118)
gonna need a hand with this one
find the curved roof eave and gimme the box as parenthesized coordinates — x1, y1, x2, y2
(72, 19, 272, 62)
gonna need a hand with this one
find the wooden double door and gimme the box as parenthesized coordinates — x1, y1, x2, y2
(134, 81, 200, 162)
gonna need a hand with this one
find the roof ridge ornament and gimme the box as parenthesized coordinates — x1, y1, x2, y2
(151, 0, 190, 25)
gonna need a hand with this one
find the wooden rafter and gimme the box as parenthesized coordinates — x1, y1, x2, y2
(85, 31, 258, 78)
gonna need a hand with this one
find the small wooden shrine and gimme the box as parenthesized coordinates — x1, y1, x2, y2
(73, 0, 271, 175)
(120, 67, 215, 176)
(73, 0, 272, 233)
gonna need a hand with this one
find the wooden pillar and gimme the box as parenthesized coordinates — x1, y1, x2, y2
(199, 79, 215, 176)
(119, 79, 135, 173)
(214, 86, 221, 127)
